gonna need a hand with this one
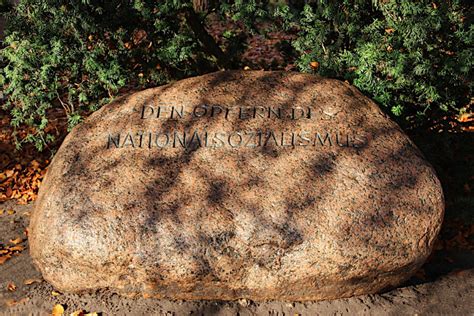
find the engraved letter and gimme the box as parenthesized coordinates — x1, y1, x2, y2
(353, 134, 368, 148)
(291, 107, 306, 120)
(315, 132, 333, 146)
(211, 105, 223, 117)
(239, 107, 251, 119)
(171, 106, 184, 119)
(137, 132, 144, 148)
(228, 132, 243, 148)
(336, 131, 349, 147)
(264, 131, 279, 146)
(243, 131, 256, 148)
(298, 130, 310, 146)
(189, 130, 203, 148)
(193, 105, 207, 118)
(147, 132, 153, 148)
(155, 132, 170, 148)
(122, 132, 135, 148)
(212, 132, 226, 148)
(173, 131, 186, 148)
(253, 106, 266, 119)
(281, 131, 295, 147)
(268, 107, 281, 119)
(107, 133, 121, 149)
(140, 105, 154, 119)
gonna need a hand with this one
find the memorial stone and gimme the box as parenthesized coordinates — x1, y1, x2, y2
(29, 71, 444, 301)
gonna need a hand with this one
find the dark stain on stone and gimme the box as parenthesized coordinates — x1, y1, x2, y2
(287, 195, 317, 211)
(344, 87, 356, 97)
(389, 174, 417, 190)
(193, 254, 215, 278)
(201, 231, 236, 255)
(261, 146, 279, 158)
(173, 235, 190, 254)
(147, 156, 169, 168)
(277, 223, 303, 249)
(246, 175, 263, 187)
(64, 152, 84, 178)
(311, 153, 336, 177)
(208, 181, 227, 205)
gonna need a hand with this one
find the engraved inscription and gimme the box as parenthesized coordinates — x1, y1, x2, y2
(106, 103, 369, 150)
(107, 130, 367, 149)
(140, 104, 312, 120)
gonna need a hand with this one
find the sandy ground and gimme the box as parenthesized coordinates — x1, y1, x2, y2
(1, 200, 473, 316)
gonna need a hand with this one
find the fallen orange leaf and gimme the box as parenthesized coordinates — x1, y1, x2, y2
(30, 160, 40, 170)
(7, 282, 16, 291)
(0, 255, 11, 264)
(24, 278, 42, 285)
(52, 304, 65, 316)
(309, 61, 319, 70)
(10, 237, 23, 245)
(8, 245, 25, 252)
(133, 29, 147, 45)
(458, 113, 473, 123)
(5, 299, 17, 307)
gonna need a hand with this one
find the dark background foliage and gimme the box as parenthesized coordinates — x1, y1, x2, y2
(0, 0, 472, 150)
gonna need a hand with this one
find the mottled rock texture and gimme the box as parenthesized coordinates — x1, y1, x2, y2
(29, 71, 444, 301)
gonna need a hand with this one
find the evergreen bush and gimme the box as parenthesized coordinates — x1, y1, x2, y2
(1, 0, 472, 150)
(282, 0, 473, 122)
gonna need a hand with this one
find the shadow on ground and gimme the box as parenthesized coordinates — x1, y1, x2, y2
(405, 130, 474, 285)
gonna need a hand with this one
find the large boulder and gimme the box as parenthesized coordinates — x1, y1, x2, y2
(29, 71, 444, 301)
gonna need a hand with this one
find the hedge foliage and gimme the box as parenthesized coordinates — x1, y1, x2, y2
(1, 0, 472, 150)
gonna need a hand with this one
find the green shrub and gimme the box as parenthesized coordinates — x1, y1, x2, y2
(281, 0, 473, 124)
(1, 0, 206, 150)
(1, 0, 472, 151)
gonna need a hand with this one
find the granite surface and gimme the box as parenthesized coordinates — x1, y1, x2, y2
(29, 71, 444, 301)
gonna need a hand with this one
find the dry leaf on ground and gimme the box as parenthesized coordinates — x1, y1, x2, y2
(0, 255, 12, 264)
(7, 282, 16, 291)
(10, 237, 23, 244)
(24, 278, 42, 285)
(52, 304, 65, 316)
(8, 245, 25, 252)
